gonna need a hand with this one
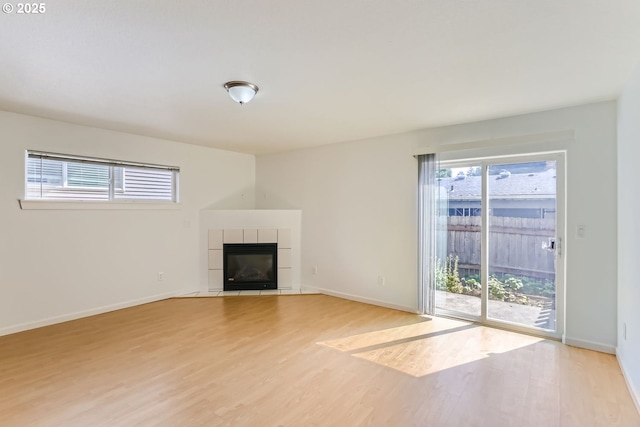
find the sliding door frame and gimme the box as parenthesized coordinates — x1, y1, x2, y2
(434, 151, 566, 340)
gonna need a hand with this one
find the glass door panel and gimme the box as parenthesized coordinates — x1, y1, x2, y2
(486, 161, 557, 331)
(434, 165, 482, 319)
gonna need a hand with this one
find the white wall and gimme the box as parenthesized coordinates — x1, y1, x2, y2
(257, 133, 422, 312)
(0, 111, 255, 335)
(256, 101, 618, 352)
(617, 64, 640, 409)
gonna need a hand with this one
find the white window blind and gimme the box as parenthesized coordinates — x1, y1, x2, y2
(26, 151, 179, 202)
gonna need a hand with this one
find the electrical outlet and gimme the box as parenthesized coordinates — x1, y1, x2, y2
(157, 272, 164, 282)
(378, 276, 386, 286)
(313, 266, 318, 275)
(623, 323, 627, 340)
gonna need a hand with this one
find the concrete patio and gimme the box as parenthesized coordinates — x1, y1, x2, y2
(436, 290, 556, 330)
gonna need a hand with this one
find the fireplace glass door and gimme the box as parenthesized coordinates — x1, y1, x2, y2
(223, 243, 277, 290)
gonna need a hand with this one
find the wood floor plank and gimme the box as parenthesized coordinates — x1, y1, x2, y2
(0, 295, 638, 426)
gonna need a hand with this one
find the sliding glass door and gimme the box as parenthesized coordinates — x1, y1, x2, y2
(486, 161, 559, 330)
(432, 153, 564, 338)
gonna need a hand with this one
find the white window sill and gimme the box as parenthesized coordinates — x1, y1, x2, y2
(19, 200, 181, 211)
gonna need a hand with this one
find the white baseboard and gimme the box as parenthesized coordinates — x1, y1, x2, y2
(0, 289, 192, 337)
(617, 349, 640, 415)
(313, 287, 417, 314)
(562, 335, 616, 354)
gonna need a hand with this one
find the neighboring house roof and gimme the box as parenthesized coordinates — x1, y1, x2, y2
(437, 169, 556, 199)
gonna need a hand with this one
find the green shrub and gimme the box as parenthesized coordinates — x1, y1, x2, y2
(503, 276, 523, 291)
(445, 255, 463, 293)
(434, 254, 463, 294)
(488, 275, 506, 300)
(436, 259, 551, 307)
(519, 277, 555, 298)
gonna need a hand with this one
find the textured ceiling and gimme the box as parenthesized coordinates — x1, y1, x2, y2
(2, 0, 640, 155)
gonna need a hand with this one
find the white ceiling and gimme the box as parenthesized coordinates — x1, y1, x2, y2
(2, 1, 640, 155)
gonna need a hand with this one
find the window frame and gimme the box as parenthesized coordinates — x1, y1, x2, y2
(21, 150, 181, 210)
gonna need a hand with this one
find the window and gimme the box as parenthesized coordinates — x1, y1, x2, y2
(26, 151, 179, 202)
(448, 207, 481, 217)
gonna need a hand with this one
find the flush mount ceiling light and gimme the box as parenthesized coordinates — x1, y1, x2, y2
(224, 81, 259, 105)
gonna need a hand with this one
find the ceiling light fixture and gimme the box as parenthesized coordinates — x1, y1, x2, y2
(224, 81, 259, 105)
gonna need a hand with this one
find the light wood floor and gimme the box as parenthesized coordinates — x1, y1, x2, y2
(1, 295, 638, 427)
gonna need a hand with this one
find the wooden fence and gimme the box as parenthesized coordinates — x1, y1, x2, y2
(442, 216, 556, 279)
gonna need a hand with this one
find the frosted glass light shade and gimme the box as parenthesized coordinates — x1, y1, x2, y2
(224, 81, 259, 104)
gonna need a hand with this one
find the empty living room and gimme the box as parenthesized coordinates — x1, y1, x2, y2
(2, 1, 640, 426)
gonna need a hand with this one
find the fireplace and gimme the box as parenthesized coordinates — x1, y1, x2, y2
(223, 243, 278, 291)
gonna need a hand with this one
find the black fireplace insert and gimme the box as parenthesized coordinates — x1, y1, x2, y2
(223, 243, 277, 291)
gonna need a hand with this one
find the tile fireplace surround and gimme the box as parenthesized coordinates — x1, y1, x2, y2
(200, 210, 302, 293)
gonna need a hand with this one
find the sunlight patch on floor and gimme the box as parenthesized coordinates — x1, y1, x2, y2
(318, 316, 545, 377)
